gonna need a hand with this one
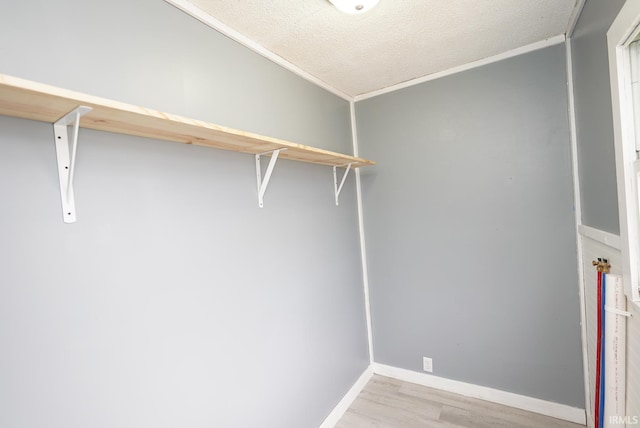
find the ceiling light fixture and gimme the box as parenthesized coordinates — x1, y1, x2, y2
(329, 0, 380, 14)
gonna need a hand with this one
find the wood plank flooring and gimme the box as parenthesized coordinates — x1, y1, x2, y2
(335, 375, 586, 428)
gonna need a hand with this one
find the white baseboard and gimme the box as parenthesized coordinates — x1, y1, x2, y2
(318, 366, 373, 428)
(371, 363, 587, 426)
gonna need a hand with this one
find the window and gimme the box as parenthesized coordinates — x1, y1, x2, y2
(608, 1, 640, 306)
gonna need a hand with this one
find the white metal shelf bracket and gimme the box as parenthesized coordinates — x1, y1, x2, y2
(333, 163, 353, 206)
(255, 148, 286, 208)
(53, 106, 92, 223)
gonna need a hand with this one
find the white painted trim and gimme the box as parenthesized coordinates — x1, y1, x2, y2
(565, 37, 592, 425)
(578, 224, 622, 250)
(318, 366, 373, 428)
(354, 34, 566, 102)
(371, 363, 587, 425)
(566, 0, 587, 39)
(163, 0, 352, 101)
(350, 101, 374, 364)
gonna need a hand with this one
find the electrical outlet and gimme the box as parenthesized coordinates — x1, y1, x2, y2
(423, 357, 433, 373)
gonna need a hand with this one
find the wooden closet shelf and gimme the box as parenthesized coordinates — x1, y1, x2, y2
(0, 73, 375, 168)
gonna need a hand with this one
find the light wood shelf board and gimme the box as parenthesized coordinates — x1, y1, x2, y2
(0, 73, 375, 168)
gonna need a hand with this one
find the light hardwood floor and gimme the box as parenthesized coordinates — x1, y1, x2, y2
(335, 375, 586, 428)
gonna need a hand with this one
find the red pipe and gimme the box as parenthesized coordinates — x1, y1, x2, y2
(594, 270, 603, 427)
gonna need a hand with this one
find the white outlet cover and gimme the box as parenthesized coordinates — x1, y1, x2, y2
(423, 357, 433, 373)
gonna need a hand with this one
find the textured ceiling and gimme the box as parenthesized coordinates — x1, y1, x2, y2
(183, 0, 580, 98)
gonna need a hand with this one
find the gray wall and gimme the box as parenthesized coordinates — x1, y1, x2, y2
(571, 0, 626, 234)
(356, 45, 585, 407)
(0, 1, 369, 427)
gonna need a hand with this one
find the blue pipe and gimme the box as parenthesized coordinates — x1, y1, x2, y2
(599, 273, 606, 428)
